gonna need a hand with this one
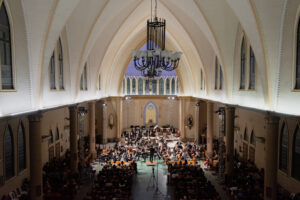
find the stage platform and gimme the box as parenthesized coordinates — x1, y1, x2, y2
(146, 161, 157, 166)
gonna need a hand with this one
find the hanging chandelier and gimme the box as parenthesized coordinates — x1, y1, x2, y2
(132, 0, 182, 78)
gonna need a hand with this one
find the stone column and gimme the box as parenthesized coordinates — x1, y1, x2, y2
(225, 106, 235, 177)
(102, 103, 108, 144)
(89, 101, 96, 159)
(195, 103, 200, 144)
(116, 98, 122, 141)
(264, 115, 279, 200)
(179, 98, 185, 139)
(69, 105, 78, 173)
(206, 101, 214, 157)
(28, 113, 43, 200)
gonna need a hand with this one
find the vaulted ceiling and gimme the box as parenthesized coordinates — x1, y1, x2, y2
(0, 0, 299, 117)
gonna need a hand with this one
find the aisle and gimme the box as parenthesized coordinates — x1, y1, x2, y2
(131, 160, 173, 200)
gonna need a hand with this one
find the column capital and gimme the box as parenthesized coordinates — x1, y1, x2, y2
(225, 105, 235, 111)
(265, 114, 280, 124)
(28, 112, 43, 122)
(88, 100, 96, 104)
(69, 104, 78, 111)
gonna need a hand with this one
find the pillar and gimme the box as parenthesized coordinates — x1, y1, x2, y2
(28, 113, 43, 200)
(69, 105, 78, 173)
(225, 106, 235, 177)
(179, 98, 185, 139)
(103, 103, 108, 144)
(206, 102, 214, 157)
(264, 115, 279, 200)
(195, 103, 200, 144)
(116, 98, 122, 140)
(89, 101, 96, 159)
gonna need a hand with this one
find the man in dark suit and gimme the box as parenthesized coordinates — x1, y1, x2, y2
(150, 145, 155, 162)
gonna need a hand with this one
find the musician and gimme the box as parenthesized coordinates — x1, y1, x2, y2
(150, 145, 155, 162)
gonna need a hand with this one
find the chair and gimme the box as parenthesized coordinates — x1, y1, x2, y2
(8, 192, 18, 200)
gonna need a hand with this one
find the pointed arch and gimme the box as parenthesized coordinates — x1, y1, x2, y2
(18, 122, 26, 172)
(292, 125, 300, 180)
(4, 125, 14, 180)
(132, 78, 136, 94)
(143, 100, 158, 125)
(122, 78, 125, 94)
(171, 78, 175, 94)
(49, 130, 54, 145)
(126, 77, 130, 95)
(243, 128, 248, 141)
(0, 3, 13, 90)
(295, 18, 300, 89)
(249, 46, 255, 90)
(58, 38, 64, 89)
(145, 79, 149, 94)
(250, 130, 255, 145)
(56, 127, 60, 141)
(152, 79, 157, 95)
(138, 78, 143, 94)
(159, 78, 164, 95)
(240, 37, 246, 89)
(166, 78, 170, 94)
(279, 122, 288, 172)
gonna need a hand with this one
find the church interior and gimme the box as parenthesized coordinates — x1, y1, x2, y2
(0, 0, 300, 199)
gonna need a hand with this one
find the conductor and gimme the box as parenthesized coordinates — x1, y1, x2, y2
(150, 145, 155, 163)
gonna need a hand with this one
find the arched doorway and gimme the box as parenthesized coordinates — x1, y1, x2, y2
(143, 101, 158, 125)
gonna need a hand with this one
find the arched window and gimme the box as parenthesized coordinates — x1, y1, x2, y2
(127, 78, 130, 94)
(240, 37, 246, 89)
(243, 128, 248, 161)
(5, 125, 14, 180)
(0, 4, 13, 90)
(80, 73, 83, 90)
(250, 130, 255, 145)
(84, 63, 87, 90)
(166, 78, 170, 94)
(50, 51, 55, 89)
(176, 78, 179, 94)
(279, 123, 288, 172)
(249, 47, 255, 90)
(123, 79, 125, 94)
(219, 66, 223, 90)
(171, 78, 175, 94)
(200, 69, 203, 90)
(58, 38, 64, 89)
(152, 79, 157, 95)
(145, 79, 149, 94)
(159, 78, 164, 95)
(56, 128, 59, 141)
(244, 128, 248, 141)
(292, 126, 300, 180)
(49, 130, 53, 145)
(98, 74, 101, 90)
(132, 78, 136, 94)
(18, 122, 26, 172)
(296, 19, 300, 89)
(215, 57, 218, 90)
(80, 63, 88, 90)
(138, 78, 143, 94)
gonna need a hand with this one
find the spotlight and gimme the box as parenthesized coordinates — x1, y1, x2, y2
(168, 96, 175, 100)
(125, 96, 131, 100)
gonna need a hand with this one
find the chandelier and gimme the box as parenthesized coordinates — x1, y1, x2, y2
(132, 0, 182, 78)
